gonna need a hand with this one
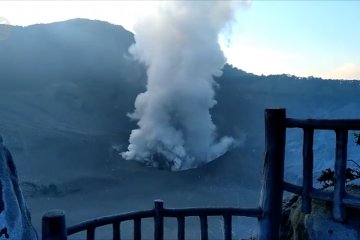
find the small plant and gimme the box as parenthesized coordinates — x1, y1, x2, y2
(317, 163, 360, 189)
(318, 133, 360, 189)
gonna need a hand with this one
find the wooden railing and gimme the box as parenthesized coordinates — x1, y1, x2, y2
(41, 108, 360, 239)
(42, 200, 263, 240)
(285, 114, 360, 222)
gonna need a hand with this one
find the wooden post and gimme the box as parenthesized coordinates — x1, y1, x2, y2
(223, 214, 232, 240)
(42, 210, 67, 240)
(333, 130, 347, 221)
(199, 215, 208, 240)
(302, 128, 314, 214)
(258, 109, 286, 240)
(177, 216, 185, 240)
(86, 227, 95, 240)
(113, 221, 121, 240)
(134, 218, 141, 240)
(154, 200, 164, 240)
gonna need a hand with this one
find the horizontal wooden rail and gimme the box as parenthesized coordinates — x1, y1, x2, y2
(161, 207, 263, 218)
(65, 200, 263, 239)
(286, 118, 360, 130)
(283, 181, 333, 202)
(342, 194, 360, 208)
(67, 210, 153, 235)
(284, 181, 360, 209)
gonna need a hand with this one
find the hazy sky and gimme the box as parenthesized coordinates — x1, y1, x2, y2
(1, 1, 359, 80)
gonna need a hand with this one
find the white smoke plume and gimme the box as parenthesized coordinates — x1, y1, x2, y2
(122, 1, 241, 170)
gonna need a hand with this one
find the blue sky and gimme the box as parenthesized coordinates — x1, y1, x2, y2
(1, 1, 359, 80)
(223, 1, 360, 79)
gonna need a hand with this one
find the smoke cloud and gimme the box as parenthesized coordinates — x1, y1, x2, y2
(122, 1, 240, 170)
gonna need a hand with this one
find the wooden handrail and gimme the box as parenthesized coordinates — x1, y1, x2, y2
(67, 210, 154, 235)
(52, 200, 263, 240)
(286, 118, 360, 130)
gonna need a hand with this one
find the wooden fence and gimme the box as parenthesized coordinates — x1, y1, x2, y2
(42, 200, 263, 240)
(285, 112, 360, 221)
(41, 108, 360, 240)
